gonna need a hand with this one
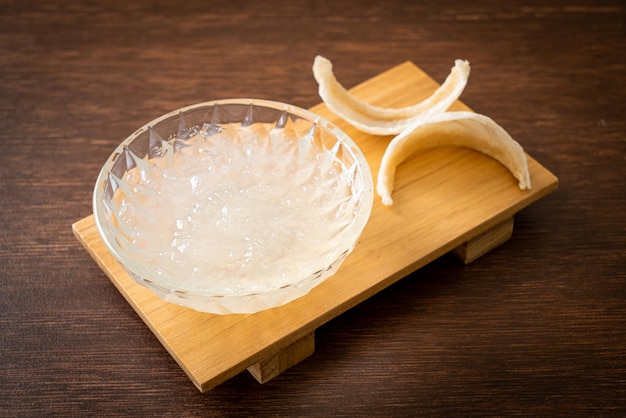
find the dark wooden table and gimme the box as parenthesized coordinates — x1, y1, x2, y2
(2, 1, 624, 415)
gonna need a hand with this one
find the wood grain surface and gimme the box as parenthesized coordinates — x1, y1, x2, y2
(1, 0, 624, 415)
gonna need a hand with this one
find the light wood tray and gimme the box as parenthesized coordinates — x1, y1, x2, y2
(73, 61, 558, 392)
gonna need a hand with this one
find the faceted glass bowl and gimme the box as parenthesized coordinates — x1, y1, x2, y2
(93, 99, 373, 314)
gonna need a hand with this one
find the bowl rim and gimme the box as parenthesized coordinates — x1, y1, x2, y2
(92, 98, 374, 298)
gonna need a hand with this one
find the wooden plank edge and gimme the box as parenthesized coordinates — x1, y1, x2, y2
(247, 332, 316, 384)
(452, 217, 515, 264)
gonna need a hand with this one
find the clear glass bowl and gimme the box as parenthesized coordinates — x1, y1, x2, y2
(93, 99, 373, 314)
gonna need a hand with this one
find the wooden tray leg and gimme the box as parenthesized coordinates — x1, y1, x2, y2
(452, 217, 514, 265)
(247, 332, 315, 384)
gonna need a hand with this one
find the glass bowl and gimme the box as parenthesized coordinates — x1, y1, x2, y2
(93, 99, 373, 314)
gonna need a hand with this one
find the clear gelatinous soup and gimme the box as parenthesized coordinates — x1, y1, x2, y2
(109, 122, 360, 295)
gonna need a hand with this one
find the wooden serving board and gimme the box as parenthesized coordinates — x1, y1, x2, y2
(72, 61, 558, 392)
